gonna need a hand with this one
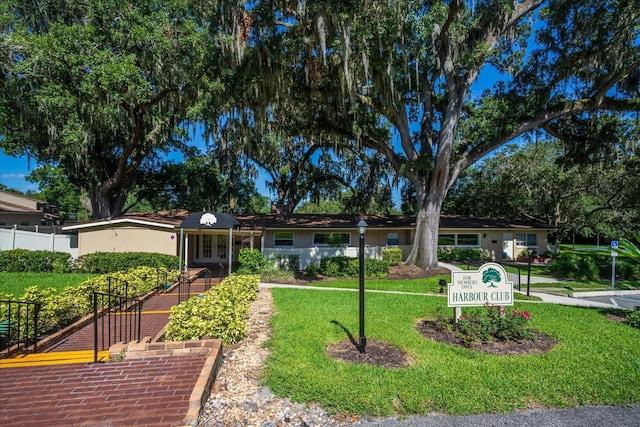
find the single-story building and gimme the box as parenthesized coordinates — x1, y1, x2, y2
(0, 189, 60, 228)
(62, 210, 550, 272)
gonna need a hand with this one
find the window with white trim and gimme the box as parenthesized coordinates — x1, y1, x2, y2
(437, 233, 480, 247)
(202, 235, 212, 258)
(387, 232, 399, 246)
(516, 233, 537, 247)
(274, 231, 294, 247)
(217, 235, 227, 258)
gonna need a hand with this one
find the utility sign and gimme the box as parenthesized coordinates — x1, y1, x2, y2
(611, 240, 619, 249)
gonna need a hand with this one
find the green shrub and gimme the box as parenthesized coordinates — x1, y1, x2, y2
(164, 274, 259, 345)
(76, 252, 179, 273)
(237, 249, 271, 274)
(455, 305, 535, 346)
(616, 259, 638, 280)
(381, 248, 403, 266)
(437, 247, 490, 263)
(305, 262, 320, 277)
(286, 255, 300, 272)
(272, 254, 299, 272)
(319, 256, 390, 278)
(548, 253, 578, 278)
(575, 256, 599, 281)
(0, 249, 72, 272)
(627, 309, 640, 329)
(13, 267, 179, 335)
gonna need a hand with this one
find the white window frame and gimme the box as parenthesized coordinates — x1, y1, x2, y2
(217, 235, 227, 259)
(437, 233, 481, 247)
(387, 232, 399, 246)
(516, 233, 538, 248)
(274, 231, 294, 248)
(202, 235, 213, 258)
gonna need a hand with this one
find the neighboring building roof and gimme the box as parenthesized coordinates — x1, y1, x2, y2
(63, 211, 550, 232)
(0, 190, 43, 212)
(0, 189, 60, 225)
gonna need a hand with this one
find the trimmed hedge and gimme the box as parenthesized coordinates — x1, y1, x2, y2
(5, 267, 180, 336)
(381, 248, 403, 266)
(76, 252, 180, 273)
(319, 256, 390, 278)
(437, 247, 491, 263)
(236, 248, 271, 274)
(0, 249, 72, 272)
(164, 274, 260, 345)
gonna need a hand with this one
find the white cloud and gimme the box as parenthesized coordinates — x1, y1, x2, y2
(0, 173, 26, 179)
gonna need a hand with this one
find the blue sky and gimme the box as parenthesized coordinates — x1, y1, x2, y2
(0, 150, 38, 193)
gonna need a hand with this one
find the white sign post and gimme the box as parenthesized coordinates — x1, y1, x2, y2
(448, 262, 514, 322)
(611, 240, 619, 290)
(611, 250, 618, 290)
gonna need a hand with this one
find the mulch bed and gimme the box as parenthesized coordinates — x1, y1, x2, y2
(326, 339, 415, 369)
(326, 321, 556, 368)
(415, 319, 557, 355)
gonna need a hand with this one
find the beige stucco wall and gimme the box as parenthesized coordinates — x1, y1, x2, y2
(438, 229, 548, 261)
(77, 225, 178, 256)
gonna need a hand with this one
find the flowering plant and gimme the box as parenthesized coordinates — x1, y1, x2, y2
(456, 305, 535, 346)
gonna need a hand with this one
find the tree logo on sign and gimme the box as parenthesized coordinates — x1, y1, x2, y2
(483, 267, 501, 288)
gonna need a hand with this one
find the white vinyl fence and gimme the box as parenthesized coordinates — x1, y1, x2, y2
(0, 228, 78, 258)
(262, 246, 411, 269)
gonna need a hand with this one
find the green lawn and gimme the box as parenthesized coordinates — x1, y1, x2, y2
(308, 276, 448, 293)
(307, 276, 541, 301)
(0, 272, 98, 298)
(262, 288, 640, 417)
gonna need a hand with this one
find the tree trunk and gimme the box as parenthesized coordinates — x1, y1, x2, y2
(88, 182, 129, 219)
(405, 174, 447, 269)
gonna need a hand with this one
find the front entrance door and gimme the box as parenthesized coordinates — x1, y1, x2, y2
(197, 234, 228, 262)
(502, 233, 513, 260)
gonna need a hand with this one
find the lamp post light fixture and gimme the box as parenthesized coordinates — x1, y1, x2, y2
(357, 219, 368, 353)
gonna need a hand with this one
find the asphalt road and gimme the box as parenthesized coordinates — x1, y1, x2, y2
(359, 404, 640, 427)
(572, 292, 640, 310)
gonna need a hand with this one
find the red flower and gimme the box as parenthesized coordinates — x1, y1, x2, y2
(523, 311, 531, 320)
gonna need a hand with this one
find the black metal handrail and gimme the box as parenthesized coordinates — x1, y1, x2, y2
(177, 273, 191, 304)
(202, 268, 212, 292)
(218, 262, 225, 278)
(0, 299, 41, 356)
(156, 268, 170, 292)
(90, 291, 142, 363)
(108, 276, 129, 299)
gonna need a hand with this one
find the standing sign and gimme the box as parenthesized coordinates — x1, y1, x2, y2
(448, 262, 514, 307)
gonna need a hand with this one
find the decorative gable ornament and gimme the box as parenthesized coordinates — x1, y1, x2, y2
(199, 212, 218, 226)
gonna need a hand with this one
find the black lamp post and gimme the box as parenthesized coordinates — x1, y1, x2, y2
(357, 219, 368, 353)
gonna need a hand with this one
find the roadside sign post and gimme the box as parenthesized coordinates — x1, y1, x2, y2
(610, 241, 618, 290)
(611, 250, 617, 290)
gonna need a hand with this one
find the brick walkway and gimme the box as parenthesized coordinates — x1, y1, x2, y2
(0, 276, 222, 427)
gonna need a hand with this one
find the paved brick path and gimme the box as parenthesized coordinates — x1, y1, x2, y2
(0, 275, 220, 426)
(0, 353, 208, 426)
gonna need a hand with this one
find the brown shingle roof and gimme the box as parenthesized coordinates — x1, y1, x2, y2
(65, 211, 550, 231)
